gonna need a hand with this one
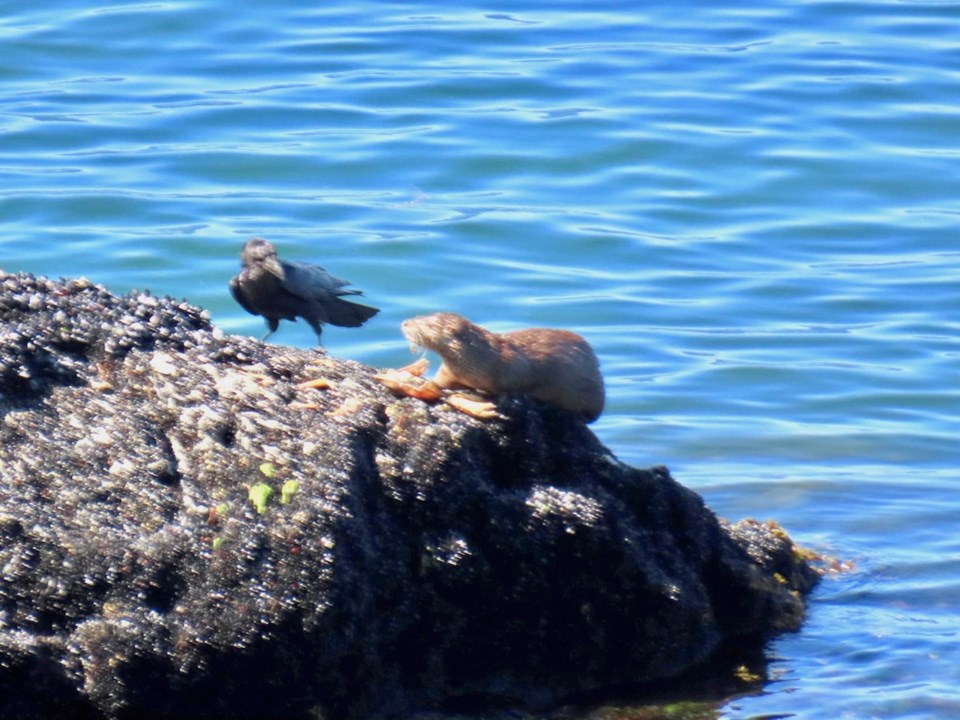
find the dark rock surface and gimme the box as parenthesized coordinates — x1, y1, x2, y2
(0, 271, 819, 720)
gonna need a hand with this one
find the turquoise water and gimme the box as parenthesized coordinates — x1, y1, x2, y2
(3, 1, 960, 717)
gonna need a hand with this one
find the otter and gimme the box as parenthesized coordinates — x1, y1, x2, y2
(401, 312, 605, 422)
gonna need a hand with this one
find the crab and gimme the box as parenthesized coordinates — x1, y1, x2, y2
(374, 358, 504, 421)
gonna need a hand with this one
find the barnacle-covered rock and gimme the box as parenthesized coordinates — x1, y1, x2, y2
(0, 271, 819, 720)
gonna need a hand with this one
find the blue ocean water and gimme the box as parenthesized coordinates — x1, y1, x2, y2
(2, 1, 959, 717)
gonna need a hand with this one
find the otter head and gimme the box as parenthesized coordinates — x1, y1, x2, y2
(401, 311, 501, 369)
(402, 313, 469, 354)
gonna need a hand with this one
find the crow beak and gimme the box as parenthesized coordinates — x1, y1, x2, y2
(263, 256, 285, 279)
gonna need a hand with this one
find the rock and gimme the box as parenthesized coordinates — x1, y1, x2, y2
(0, 271, 819, 720)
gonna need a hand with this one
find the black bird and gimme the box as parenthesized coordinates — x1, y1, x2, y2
(229, 237, 379, 344)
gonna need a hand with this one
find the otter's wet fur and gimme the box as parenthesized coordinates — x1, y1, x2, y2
(402, 312, 605, 422)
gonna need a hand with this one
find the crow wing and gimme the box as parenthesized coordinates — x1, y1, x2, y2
(279, 259, 364, 300)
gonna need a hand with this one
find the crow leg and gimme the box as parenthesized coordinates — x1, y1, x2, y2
(307, 318, 324, 346)
(262, 317, 280, 341)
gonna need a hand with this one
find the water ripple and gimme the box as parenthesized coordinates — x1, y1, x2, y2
(2, 1, 960, 718)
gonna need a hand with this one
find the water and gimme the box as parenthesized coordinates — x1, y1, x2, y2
(2, 1, 959, 717)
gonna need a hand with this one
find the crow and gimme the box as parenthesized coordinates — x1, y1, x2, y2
(229, 238, 379, 345)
